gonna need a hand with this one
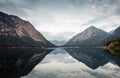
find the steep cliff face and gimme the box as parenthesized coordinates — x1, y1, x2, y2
(10, 15, 46, 43)
(0, 12, 17, 36)
(0, 11, 54, 47)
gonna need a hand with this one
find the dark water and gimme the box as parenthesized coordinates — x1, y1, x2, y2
(0, 48, 120, 78)
(0, 48, 53, 78)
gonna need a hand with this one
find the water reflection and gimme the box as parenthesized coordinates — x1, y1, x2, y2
(1, 48, 120, 78)
(65, 48, 120, 69)
(22, 48, 120, 78)
(0, 48, 53, 78)
(107, 48, 120, 67)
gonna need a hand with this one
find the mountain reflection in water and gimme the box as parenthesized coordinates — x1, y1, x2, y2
(0, 48, 120, 78)
(65, 48, 120, 69)
(0, 48, 53, 78)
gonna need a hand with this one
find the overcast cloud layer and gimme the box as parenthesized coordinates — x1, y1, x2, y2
(0, 0, 120, 40)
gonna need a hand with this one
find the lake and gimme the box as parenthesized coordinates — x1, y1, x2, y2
(0, 48, 120, 78)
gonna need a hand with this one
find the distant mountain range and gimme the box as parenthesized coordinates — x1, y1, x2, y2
(0, 11, 54, 47)
(66, 26, 110, 47)
(50, 40, 66, 46)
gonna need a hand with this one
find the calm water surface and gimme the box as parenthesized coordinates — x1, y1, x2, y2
(21, 48, 120, 78)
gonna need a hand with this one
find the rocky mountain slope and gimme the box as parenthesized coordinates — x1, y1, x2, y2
(105, 26, 120, 42)
(0, 11, 54, 47)
(66, 26, 109, 47)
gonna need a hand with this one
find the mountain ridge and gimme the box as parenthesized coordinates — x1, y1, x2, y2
(0, 11, 54, 47)
(66, 26, 109, 47)
(105, 26, 120, 43)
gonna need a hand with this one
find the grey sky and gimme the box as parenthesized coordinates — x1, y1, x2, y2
(0, 0, 120, 40)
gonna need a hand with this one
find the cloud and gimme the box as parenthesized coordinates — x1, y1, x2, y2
(22, 70, 93, 78)
(81, 14, 120, 31)
(0, 0, 120, 39)
(91, 0, 120, 16)
(0, 0, 27, 16)
(0, 0, 42, 16)
(83, 63, 120, 78)
(57, 71, 80, 77)
(81, 0, 120, 31)
(41, 32, 76, 41)
(84, 70, 112, 78)
(66, 0, 91, 6)
(40, 49, 77, 64)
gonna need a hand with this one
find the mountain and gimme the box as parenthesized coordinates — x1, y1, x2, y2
(0, 11, 54, 47)
(50, 40, 66, 46)
(66, 26, 109, 47)
(109, 29, 115, 34)
(105, 26, 120, 42)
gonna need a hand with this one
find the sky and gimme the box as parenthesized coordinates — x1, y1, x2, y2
(0, 0, 120, 40)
